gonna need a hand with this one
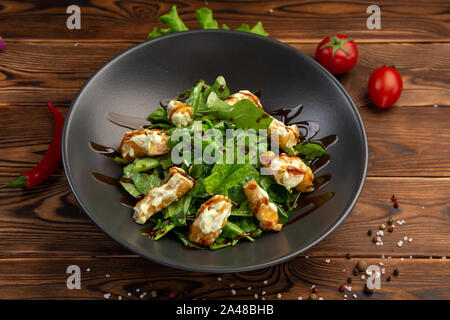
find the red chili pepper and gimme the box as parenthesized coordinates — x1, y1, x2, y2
(0, 101, 64, 189)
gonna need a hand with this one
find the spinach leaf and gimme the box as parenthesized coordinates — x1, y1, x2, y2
(148, 108, 169, 123)
(158, 5, 188, 32)
(202, 163, 258, 195)
(230, 200, 253, 217)
(229, 216, 261, 238)
(294, 141, 326, 162)
(119, 180, 141, 198)
(196, 7, 219, 29)
(134, 172, 161, 194)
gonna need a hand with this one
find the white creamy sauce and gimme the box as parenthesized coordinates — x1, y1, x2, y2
(197, 200, 231, 234)
(270, 157, 304, 190)
(133, 172, 193, 224)
(171, 111, 192, 127)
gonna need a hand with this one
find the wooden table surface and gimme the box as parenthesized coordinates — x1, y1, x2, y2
(0, 0, 449, 300)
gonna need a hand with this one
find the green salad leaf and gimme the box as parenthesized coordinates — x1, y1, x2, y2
(202, 92, 273, 130)
(196, 7, 219, 29)
(148, 107, 169, 123)
(158, 5, 188, 32)
(202, 163, 258, 195)
(147, 6, 268, 40)
(294, 141, 326, 162)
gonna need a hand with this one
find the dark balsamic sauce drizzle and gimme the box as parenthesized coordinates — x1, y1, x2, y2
(120, 197, 136, 208)
(268, 104, 337, 226)
(89, 141, 121, 159)
(91, 172, 120, 186)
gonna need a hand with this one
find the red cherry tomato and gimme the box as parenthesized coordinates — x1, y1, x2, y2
(315, 35, 358, 75)
(368, 66, 403, 109)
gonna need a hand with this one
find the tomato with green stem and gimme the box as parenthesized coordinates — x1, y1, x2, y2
(315, 35, 358, 75)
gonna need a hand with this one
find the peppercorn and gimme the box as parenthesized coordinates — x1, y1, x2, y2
(339, 285, 346, 292)
(312, 287, 318, 294)
(391, 195, 397, 201)
(388, 217, 394, 225)
(393, 201, 399, 208)
(357, 260, 368, 272)
(346, 253, 352, 260)
(386, 276, 392, 282)
(347, 277, 352, 284)
(393, 268, 400, 276)
(309, 293, 317, 300)
(367, 230, 373, 236)
(372, 237, 377, 243)
(168, 291, 176, 299)
(388, 226, 394, 233)
(380, 224, 386, 230)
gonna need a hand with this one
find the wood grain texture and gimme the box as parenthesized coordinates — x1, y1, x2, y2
(0, 257, 448, 300)
(0, 0, 449, 42)
(0, 41, 449, 106)
(0, 173, 448, 258)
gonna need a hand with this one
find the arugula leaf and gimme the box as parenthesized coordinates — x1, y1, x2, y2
(163, 193, 191, 226)
(141, 219, 175, 240)
(294, 142, 326, 162)
(130, 158, 160, 173)
(158, 5, 188, 32)
(210, 75, 230, 100)
(186, 80, 206, 110)
(196, 7, 219, 29)
(202, 92, 273, 130)
(148, 108, 169, 123)
(122, 161, 162, 195)
(173, 229, 204, 249)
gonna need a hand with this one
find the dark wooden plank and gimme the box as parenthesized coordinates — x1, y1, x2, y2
(1, 104, 449, 177)
(0, 41, 449, 106)
(0, 257, 448, 299)
(0, 172, 448, 258)
(0, 0, 449, 42)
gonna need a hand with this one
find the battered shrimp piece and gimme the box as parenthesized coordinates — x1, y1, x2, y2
(120, 128, 170, 162)
(133, 167, 195, 224)
(167, 100, 194, 127)
(244, 180, 282, 231)
(225, 90, 263, 110)
(188, 195, 232, 246)
(268, 119, 300, 153)
(260, 151, 314, 193)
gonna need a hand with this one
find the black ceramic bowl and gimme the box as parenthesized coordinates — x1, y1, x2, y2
(63, 30, 367, 273)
